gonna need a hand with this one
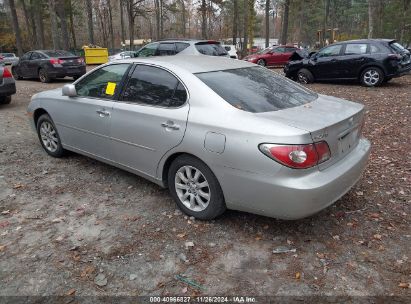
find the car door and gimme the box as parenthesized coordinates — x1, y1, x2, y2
(18, 52, 32, 76)
(27, 52, 43, 77)
(309, 44, 343, 79)
(338, 43, 369, 78)
(52, 63, 131, 160)
(110, 64, 189, 178)
(269, 47, 286, 65)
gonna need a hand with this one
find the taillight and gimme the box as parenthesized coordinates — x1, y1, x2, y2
(259, 142, 331, 169)
(3, 68, 12, 78)
(50, 58, 63, 66)
(77, 58, 84, 64)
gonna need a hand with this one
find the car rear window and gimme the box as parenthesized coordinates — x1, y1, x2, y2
(43, 50, 75, 57)
(2, 53, 15, 58)
(195, 42, 228, 56)
(196, 67, 317, 113)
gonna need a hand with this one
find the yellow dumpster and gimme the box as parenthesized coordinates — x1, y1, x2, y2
(83, 47, 108, 65)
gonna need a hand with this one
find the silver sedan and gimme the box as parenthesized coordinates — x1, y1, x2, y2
(27, 56, 371, 220)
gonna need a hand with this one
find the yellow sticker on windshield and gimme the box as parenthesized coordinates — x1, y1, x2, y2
(105, 82, 116, 95)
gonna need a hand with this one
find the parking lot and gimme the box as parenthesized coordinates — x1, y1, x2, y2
(0, 70, 410, 297)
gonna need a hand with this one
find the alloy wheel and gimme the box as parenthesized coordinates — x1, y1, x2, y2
(298, 72, 308, 84)
(363, 69, 380, 86)
(39, 121, 59, 153)
(257, 59, 266, 66)
(39, 71, 46, 82)
(175, 165, 210, 212)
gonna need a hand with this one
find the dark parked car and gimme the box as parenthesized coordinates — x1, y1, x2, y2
(243, 45, 299, 66)
(284, 39, 411, 87)
(11, 50, 86, 83)
(0, 66, 16, 105)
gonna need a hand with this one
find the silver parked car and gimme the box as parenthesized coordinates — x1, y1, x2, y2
(27, 56, 371, 220)
(0, 53, 19, 65)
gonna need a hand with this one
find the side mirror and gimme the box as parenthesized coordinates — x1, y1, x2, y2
(62, 84, 77, 97)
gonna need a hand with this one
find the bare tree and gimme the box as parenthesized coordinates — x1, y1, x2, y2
(7, 0, 23, 55)
(125, 0, 146, 50)
(265, 0, 270, 47)
(33, 0, 46, 49)
(232, 0, 238, 45)
(68, 0, 77, 49)
(57, 0, 70, 50)
(19, 0, 34, 48)
(48, 0, 60, 49)
(243, 0, 248, 55)
(120, 0, 126, 44)
(85, 0, 94, 44)
(368, 0, 375, 38)
(107, 0, 115, 51)
(280, 0, 289, 45)
(201, 0, 207, 39)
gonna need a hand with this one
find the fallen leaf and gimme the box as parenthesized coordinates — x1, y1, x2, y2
(65, 288, 76, 296)
(398, 282, 410, 288)
(177, 233, 186, 238)
(373, 234, 382, 240)
(295, 272, 301, 280)
(0, 245, 6, 252)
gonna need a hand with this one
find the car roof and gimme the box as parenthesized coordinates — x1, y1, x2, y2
(117, 55, 254, 73)
(334, 39, 395, 44)
(151, 39, 221, 44)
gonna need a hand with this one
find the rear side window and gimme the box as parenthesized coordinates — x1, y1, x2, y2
(344, 44, 367, 55)
(121, 65, 187, 107)
(370, 44, 383, 53)
(30, 52, 41, 60)
(286, 47, 297, 52)
(195, 42, 228, 56)
(176, 42, 190, 53)
(196, 67, 317, 113)
(75, 64, 130, 99)
(156, 43, 176, 56)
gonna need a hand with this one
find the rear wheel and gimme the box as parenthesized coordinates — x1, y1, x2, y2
(38, 68, 52, 83)
(257, 59, 266, 66)
(297, 68, 314, 84)
(360, 67, 384, 87)
(0, 96, 11, 104)
(168, 155, 226, 220)
(11, 68, 22, 80)
(36, 114, 65, 157)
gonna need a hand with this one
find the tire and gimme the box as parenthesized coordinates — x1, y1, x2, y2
(0, 96, 11, 105)
(36, 114, 65, 157)
(360, 67, 384, 87)
(11, 68, 22, 80)
(38, 68, 52, 83)
(168, 155, 226, 220)
(297, 68, 314, 84)
(257, 59, 266, 66)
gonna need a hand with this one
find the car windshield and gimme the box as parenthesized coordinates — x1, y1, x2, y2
(195, 42, 228, 56)
(196, 67, 318, 113)
(1, 53, 15, 58)
(43, 50, 75, 57)
(390, 42, 407, 53)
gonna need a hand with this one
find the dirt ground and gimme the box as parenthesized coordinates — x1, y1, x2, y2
(0, 68, 410, 300)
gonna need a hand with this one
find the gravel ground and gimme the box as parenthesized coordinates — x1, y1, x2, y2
(0, 70, 410, 300)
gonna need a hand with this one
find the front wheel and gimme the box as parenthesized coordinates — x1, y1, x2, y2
(360, 67, 384, 87)
(36, 114, 65, 157)
(168, 155, 226, 220)
(12, 68, 22, 80)
(257, 59, 266, 66)
(297, 68, 314, 84)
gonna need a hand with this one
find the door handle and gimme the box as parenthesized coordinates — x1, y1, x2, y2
(96, 109, 110, 117)
(161, 121, 180, 130)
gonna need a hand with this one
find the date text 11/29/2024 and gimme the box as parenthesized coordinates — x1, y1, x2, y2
(149, 296, 257, 303)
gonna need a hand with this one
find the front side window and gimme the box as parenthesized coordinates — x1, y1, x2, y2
(156, 43, 176, 56)
(273, 47, 286, 53)
(176, 42, 190, 53)
(75, 64, 130, 99)
(318, 44, 342, 57)
(344, 44, 367, 55)
(137, 43, 159, 57)
(21, 53, 31, 60)
(196, 66, 317, 113)
(121, 65, 187, 107)
(30, 52, 41, 60)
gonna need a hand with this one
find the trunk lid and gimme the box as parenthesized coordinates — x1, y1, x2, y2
(257, 94, 365, 170)
(58, 56, 82, 67)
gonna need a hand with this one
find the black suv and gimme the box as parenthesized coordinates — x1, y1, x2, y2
(284, 39, 411, 87)
(12, 50, 86, 83)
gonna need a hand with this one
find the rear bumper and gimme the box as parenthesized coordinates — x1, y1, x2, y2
(47, 66, 86, 78)
(219, 138, 371, 220)
(387, 63, 411, 78)
(0, 81, 16, 96)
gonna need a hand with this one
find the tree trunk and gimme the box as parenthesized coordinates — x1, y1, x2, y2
(280, 0, 289, 45)
(107, 0, 115, 52)
(181, 0, 186, 37)
(126, 1, 134, 50)
(232, 0, 238, 45)
(85, 0, 94, 44)
(68, 0, 77, 50)
(29, 0, 38, 48)
(323, 0, 330, 45)
(155, 0, 160, 39)
(58, 0, 70, 50)
(243, 0, 249, 56)
(120, 0, 125, 45)
(21, 0, 34, 48)
(201, 0, 207, 39)
(368, 0, 374, 38)
(48, 0, 60, 49)
(400, 0, 410, 43)
(34, 0, 46, 49)
(7, 0, 23, 55)
(265, 0, 270, 47)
